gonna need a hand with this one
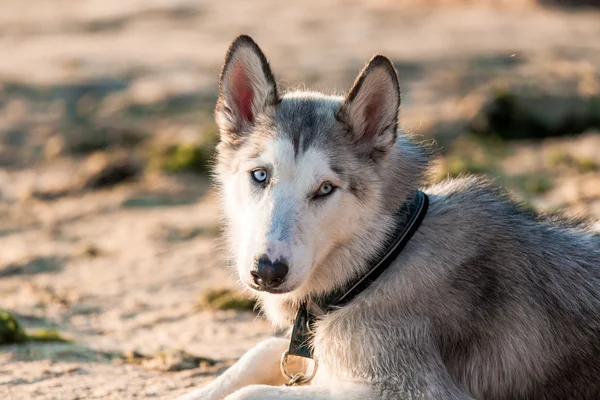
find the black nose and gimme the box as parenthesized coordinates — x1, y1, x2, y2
(251, 255, 289, 289)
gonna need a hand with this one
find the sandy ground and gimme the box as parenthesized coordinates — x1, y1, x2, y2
(0, 172, 271, 399)
(0, 1, 599, 399)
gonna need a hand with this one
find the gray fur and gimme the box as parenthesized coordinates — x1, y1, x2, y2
(311, 177, 600, 399)
(185, 35, 600, 400)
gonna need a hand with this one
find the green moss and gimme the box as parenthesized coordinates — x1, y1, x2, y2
(200, 225, 222, 238)
(27, 328, 73, 343)
(146, 124, 218, 174)
(506, 173, 553, 195)
(435, 133, 507, 183)
(447, 157, 491, 178)
(0, 312, 71, 345)
(524, 175, 553, 194)
(548, 150, 597, 172)
(168, 145, 204, 172)
(196, 288, 256, 311)
(548, 149, 571, 168)
(0, 311, 28, 344)
(575, 157, 598, 173)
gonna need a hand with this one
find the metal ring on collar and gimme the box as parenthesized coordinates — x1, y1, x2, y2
(280, 350, 318, 386)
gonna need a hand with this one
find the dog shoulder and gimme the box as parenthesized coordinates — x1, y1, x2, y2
(427, 175, 517, 215)
(424, 174, 598, 256)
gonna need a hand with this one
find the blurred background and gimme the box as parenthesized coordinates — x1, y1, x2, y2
(0, 0, 599, 398)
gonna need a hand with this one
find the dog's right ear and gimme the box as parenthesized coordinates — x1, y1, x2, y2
(216, 35, 278, 143)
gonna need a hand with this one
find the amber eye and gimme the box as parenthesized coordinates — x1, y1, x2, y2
(251, 169, 268, 183)
(316, 182, 335, 197)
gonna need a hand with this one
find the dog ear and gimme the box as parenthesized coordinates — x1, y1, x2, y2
(338, 55, 400, 156)
(216, 35, 278, 143)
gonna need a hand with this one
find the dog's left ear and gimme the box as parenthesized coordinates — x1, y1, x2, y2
(216, 35, 279, 144)
(338, 55, 400, 156)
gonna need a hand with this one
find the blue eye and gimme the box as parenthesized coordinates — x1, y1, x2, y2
(251, 169, 268, 183)
(316, 182, 335, 197)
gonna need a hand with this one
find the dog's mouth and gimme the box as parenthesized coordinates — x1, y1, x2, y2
(246, 282, 295, 295)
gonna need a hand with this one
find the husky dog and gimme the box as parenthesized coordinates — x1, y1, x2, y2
(178, 35, 600, 400)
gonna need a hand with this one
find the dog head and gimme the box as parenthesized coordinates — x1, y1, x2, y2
(214, 35, 420, 301)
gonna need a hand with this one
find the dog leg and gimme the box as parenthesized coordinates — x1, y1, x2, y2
(176, 337, 289, 400)
(223, 381, 473, 400)
(223, 382, 374, 400)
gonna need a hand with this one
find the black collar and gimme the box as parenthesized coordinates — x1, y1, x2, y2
(288, 190, 429, 359)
